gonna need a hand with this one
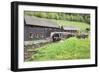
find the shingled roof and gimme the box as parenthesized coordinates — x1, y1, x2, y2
(24, 15, 59, 28)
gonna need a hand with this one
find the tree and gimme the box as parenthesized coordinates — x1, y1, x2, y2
(25, 11, 90, 24)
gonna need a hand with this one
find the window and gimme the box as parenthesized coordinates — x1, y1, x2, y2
(29, 33, 33, 39)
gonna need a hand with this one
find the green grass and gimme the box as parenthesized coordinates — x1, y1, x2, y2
(30, 37, 90, 61)
(50, 19, 90, 31)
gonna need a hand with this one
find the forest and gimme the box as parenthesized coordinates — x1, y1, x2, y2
(25, 11, 90, 24)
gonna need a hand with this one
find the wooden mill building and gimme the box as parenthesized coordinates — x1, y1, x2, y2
(24, 15, 61, 41)
(24, 15, 79, 41)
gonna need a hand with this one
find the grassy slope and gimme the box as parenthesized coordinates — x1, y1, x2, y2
(30, 37, 90, 61)
(50, 19, 90, 31)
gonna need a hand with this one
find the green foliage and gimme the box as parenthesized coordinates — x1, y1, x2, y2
(30, 37, 90, 61)
(25, 11, 90, 24)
